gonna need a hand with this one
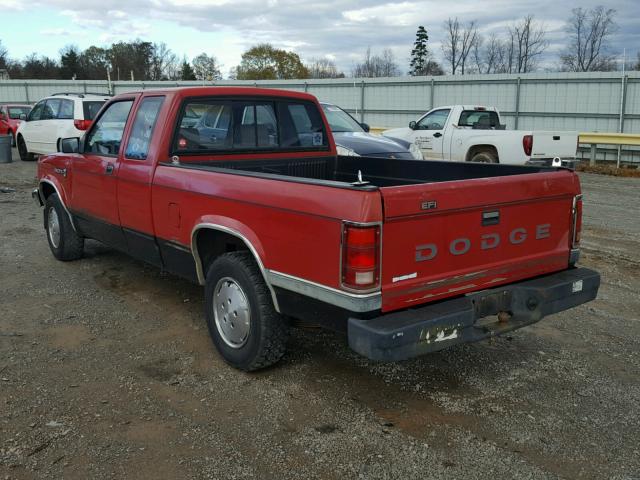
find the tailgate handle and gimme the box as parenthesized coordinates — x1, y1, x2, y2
(482, 210, 500, 226)
(553, 135, 560, 140)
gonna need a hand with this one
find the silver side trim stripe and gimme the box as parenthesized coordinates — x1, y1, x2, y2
(266, 270, 381, 313)
(38, 180, 77, 232)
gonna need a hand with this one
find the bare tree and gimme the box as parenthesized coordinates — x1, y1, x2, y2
(561, 7, 618, 72)
(306, 58, 344, 78)
(0, 39, 7, 69)
(150, 42, 179, 80)
(192, 53, 222, 81)
(352, 48, 400, 77)
(509, 15, 548, 73)
(442, 18, 479, 74)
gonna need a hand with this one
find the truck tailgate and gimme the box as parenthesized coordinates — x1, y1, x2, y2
(531, 131, 578, 159)
(379, 170, 580, 312)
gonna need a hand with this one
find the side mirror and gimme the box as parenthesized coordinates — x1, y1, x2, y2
(409, 121, 417, 130)
(360, 122, 370, 133)
(60, 137, 80, 154)
(20, 114, 27, 121)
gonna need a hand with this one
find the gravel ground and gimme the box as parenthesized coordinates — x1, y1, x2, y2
(1, 151, 639, 480)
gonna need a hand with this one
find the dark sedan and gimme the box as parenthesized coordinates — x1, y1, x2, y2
(321, 102, 423, 160)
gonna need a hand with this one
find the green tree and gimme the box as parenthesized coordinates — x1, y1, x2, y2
(60, 45, 82, 79)
(0, 39, 8, 70)
(180, 60, 196, 80)
(192, 53, 222, 81)
(79, 46, 109, 80)
(235, 44, 308, 80)
(107, 40, 153, 80)
(409, 26, 430, 75)
(21, 53, 60, 79)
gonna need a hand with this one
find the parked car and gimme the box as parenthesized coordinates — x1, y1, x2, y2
(16, 92, 110, 161)
(0, 104, 31, 146)
(33, 87, 599, 371)
(383, 105, 578, 166)
(320, 102, 423, 159)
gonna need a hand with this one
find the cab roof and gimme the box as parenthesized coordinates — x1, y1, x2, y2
(113, 86, 318, 102)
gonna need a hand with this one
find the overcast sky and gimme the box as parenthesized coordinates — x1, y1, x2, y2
(1, 0, 638, 77)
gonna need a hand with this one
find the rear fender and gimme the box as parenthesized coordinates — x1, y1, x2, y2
(190, 215, 279, 311)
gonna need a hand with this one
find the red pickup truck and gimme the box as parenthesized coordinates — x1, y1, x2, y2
(33, 87, 600, 371)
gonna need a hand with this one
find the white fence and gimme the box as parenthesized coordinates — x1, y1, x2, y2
(1, 71, 638, 163)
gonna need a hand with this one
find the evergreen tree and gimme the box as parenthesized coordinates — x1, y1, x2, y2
(180, 60, 196, 80)
(409, 26, 430, 75)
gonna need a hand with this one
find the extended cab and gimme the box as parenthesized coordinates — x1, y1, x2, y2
(383, 105, 578, 166)
(33, 88, 599, 371)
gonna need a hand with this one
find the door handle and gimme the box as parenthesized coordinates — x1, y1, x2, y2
(105, 164, 114, 175)
(433, 132, 442, 138)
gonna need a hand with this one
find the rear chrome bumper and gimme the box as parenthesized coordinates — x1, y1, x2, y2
(348, 267, 600, 362)
(526, 158, 577, 169)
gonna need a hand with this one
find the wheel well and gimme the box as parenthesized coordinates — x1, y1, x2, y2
(195, 228, 251, 276)
(466, 145, 499, 162)
(40, 182, 56, 200)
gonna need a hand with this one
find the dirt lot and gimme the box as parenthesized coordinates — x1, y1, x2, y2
(1, 151, 639, 480)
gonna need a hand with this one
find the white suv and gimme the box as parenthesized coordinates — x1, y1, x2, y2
(16, 92, 110, 161)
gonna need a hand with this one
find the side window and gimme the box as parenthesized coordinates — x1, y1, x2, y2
(85, 100, 134, 156)
(28, 101, 45, 121)
(175, 101, 232, 151)
(58, 99, 74, 120)
(42, 99, 61, 120)
(125, 96, 165, 160)
(278, 102, 328, 148)
(417, 109, 450, 130)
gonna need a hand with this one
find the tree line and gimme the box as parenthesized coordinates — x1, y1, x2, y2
(0, 6, 637, 81)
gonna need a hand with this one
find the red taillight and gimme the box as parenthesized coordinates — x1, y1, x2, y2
(571, 195, 582, 248)
(74, 119, 92, 131)
(341, 223, 380, 291)
(523, 135, 533, 156)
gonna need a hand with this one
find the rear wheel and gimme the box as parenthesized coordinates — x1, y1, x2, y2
(44, 193, 84, 261)
(17, 136, 36, 161)
(204, 252, 288, 371)
(470, 151, 498, 163)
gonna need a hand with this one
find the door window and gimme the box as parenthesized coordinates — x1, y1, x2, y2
(28, 101, 45, 121)
(416, 109, 450, 130)
(85, 100, 134, 156)
(125, 96, 165, 160)
(42, 99, 62, 120)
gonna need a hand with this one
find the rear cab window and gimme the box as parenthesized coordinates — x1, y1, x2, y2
(458, 110, 500, 128)
(173, 97, 328, 155)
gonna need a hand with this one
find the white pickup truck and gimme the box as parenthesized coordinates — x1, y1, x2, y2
(382, 105, 578, 166)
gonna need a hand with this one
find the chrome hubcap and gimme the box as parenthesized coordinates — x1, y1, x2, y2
(47, 207, 61, 249)
(213, 277, 251, 348)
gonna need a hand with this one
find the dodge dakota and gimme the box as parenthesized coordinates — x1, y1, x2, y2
(33, 87, 600, 371)
(382, 105, 578, 166)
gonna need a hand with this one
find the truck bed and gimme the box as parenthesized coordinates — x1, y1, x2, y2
(176, 156, 559, 189)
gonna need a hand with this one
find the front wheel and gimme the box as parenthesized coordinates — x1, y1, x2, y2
(204, 252, 288, 371)
(17, 136, 36, 161)
(44, 193, 84, 261)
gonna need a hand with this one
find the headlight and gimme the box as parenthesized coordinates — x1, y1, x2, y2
(337, 145, 360, 157)
(409, 142, 423, 160)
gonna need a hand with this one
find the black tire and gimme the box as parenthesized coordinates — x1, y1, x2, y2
(470, 151, 498, 163)
(44, 193, 84, 261)
(204, 252, 288, 371)
(17, 135, 36, 161)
